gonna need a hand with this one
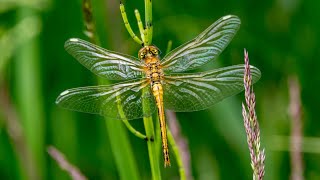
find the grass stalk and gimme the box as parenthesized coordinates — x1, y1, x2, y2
(142, 0, 162, 177)
(144, 0, 153, 45)
(15, 8, 46, 180)
(143, 86, 161, 180)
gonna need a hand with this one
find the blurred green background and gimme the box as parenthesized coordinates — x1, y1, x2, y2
(1, 0, 320, 179)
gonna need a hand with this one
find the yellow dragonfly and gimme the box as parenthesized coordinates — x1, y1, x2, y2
(56, 15, 261, 167)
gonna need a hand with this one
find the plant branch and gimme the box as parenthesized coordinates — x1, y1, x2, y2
(120, 2, 143, 45)
(134, 9, 145, 43)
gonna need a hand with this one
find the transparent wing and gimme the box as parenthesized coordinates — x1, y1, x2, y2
(65, 38, 143, 80)
(163, 65, 261, 112)
(161, 15, 241, 73)
(56, 79, 156, 120)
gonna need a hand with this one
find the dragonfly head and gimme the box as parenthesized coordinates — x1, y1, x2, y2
(138, 46, 160, 60)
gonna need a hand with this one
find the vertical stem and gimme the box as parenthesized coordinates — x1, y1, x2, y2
(141, 0, 161, 178)
(15, 9, 45, 180)
(144, 0, 153, 45)
(142, 88, 161, 180)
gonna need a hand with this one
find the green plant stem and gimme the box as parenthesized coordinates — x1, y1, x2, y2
(143, 116, 161, 180)
(122, 120, 147, 140)
(134, 9, 145, 43)
(120, 2, 143, 45)
(142, 88, 161, 180)
(15, 8, 45, 180)
(167, 129, 186, 180)
(117, 94, 147, 140)
(144, 0, 153, 45)
(142, 1, 161, 177)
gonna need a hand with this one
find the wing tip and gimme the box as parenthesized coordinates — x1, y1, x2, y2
(223, 14, 239, 19)
(69, 38, 80, 42)
(55, 90, 70, 104)
(221, 14, 241, 25)
(64, 38, 82, 48)
(223, 15, 234, 20)
(60, 89, 70, 96)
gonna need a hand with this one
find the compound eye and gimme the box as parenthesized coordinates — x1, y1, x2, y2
(139, 52, 146, 59)
(151, 49, 158, 55)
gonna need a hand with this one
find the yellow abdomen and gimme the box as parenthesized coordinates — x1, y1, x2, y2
(152, 82, 170, 167)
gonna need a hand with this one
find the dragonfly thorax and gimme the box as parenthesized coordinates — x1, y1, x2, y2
(139, 46, 164, 84)
(144, 60, 164, 83)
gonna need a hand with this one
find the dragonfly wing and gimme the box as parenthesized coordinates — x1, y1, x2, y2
(65, 38, 143, 80)
(163, 65, 261, 112)
(56, 79, 156, 120)
(161, 15, 241, 73)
